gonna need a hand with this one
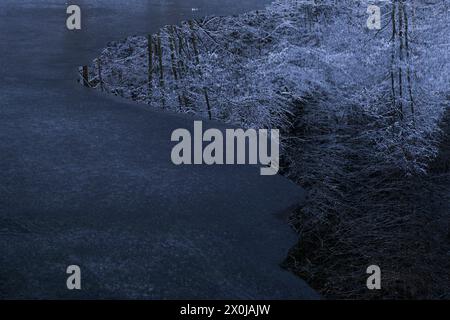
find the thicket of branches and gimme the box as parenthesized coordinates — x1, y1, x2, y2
(84, 0, 450, 298)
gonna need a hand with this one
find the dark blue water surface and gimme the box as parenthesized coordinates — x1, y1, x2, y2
(0, 0, 318, 299)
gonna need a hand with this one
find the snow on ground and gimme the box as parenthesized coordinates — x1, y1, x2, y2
(81, 0, 450, 298)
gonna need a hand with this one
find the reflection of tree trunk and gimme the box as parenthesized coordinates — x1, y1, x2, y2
(157, 33, 164, 86)
(403, 3, 415, 121)
(398, 0, 404, 120)
(175, 26, 188, 77)
(157, 32, 165, 108)
(147, 34, 153, 102)
(188, 21, 200, 65)
(188, 21, 212, 120)
(82, 66, 89, 87)
(168, 26, 184, 109)
(96, 59, 104, 92)
(168, 27, 178, 81)
(390, 2, 397, 117)
(306, 6, 313, 32)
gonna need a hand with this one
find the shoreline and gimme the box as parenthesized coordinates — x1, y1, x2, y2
(80, 0, 450, 299)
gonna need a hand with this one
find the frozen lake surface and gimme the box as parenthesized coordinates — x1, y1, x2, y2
(0, 0, 318, 299)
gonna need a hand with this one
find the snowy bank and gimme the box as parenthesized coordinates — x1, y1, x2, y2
(81, 0, 450, 299)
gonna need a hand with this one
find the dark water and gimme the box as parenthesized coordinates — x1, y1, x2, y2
(0, 0, 318, 299)
(0, 0, 271, 82)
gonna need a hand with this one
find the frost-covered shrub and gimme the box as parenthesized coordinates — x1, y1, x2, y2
(83, 0, 450, 298)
